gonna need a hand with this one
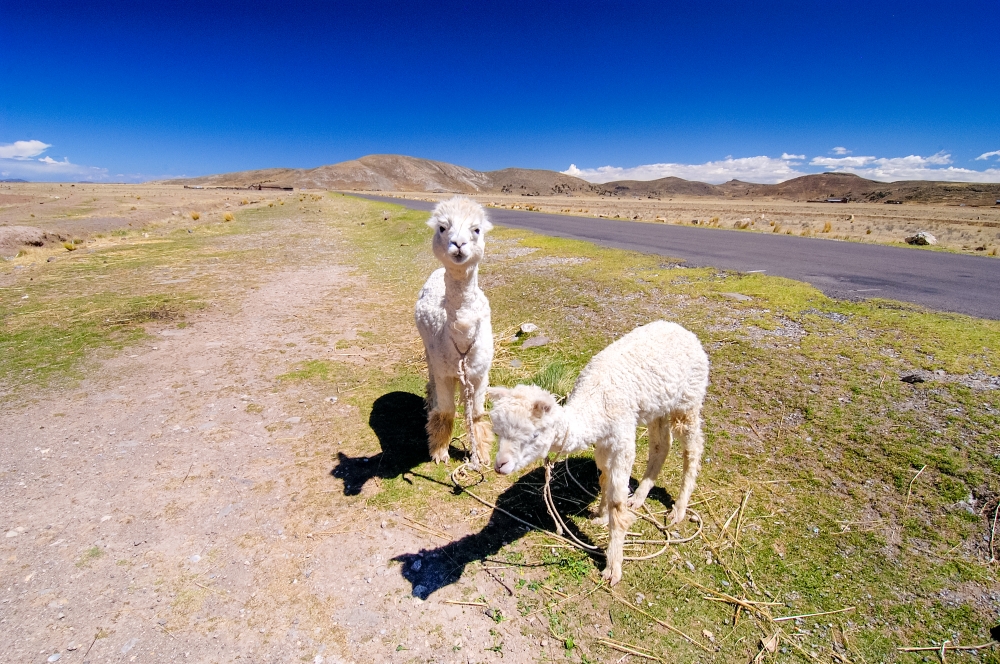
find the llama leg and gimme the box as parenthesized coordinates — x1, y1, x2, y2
(426, 374, 457, 463)
(590, 445, 611, 525)
(668, 410, 704, 525)
(425, 378, 436, 411)
(469, 375, 494, 466)
(602, 440, 636, 586)
(628, 416, 672, 510)
(424, 352, 437, 411)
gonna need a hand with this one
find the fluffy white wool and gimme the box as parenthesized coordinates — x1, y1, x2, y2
(488, 320, 709, 585)
(415, 197, 495, 464)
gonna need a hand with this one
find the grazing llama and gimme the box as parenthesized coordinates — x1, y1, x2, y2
(415, 197, 495, 466)
(488, 320, 709, 585)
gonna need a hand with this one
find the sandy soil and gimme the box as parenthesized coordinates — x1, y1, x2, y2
(1, 191, 543, 664)
(376, 191, 1000, 256)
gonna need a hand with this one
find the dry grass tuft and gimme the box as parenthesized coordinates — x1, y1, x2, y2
(190, 212, 200, 221)
(772, 224, 783, 233)
(223, 212, 234, 222)
(822, 221, 832, 233)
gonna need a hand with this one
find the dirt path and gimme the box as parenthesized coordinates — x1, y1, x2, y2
(1, 197, 540, 663)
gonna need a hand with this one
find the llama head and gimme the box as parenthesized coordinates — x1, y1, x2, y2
(488, 384, 562, 475)
(427, 197, 492, 271)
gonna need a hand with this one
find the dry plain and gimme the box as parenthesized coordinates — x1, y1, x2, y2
(2, 183, 1000, 664)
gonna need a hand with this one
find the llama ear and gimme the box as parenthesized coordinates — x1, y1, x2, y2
(486, 386, 509, 401)
(481, 218, 493, 234)
(531, 397, 553, 419)
(426, 215, 442, 230)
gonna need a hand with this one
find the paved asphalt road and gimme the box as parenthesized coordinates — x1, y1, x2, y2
(357, 194, 1000, 320)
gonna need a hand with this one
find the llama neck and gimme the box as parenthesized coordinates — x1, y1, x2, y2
(549, 406, 590, 457)
(556, 401, 605, 455)
(443, 264, 480, 305)
(443, 264, 482, 349)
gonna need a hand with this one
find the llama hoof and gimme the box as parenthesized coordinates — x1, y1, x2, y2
(626, 495, 645, 511)
(667, 507, 686, 527)
(429, 448, 450, 464)
(590, 513, 609, 526)
(601, 566, 622, 586)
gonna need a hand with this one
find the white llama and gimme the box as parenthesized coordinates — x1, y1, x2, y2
(415, 197, 495, 466)
(488, 320, 709, 585)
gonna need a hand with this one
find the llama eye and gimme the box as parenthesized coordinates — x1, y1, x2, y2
(438, 226, 445, 233)
(473, 228, 480, 235)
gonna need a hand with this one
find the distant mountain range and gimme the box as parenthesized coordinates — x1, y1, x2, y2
(162, 154, 1000, 205)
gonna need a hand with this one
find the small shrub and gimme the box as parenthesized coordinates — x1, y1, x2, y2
(190, 212, 200, 221)
(268, 202, 273, 207)
(866, 228, 872, 234)
(990, 247, 997, 256)
(63, 242, 77, 251)
(223, 212, 234, 222)
(130, 206, 137, 210)
(773, 224, 783, 233)
(241, 199, 249, 205)
(822, 221, 832, 233)
(710, 216, 720, 225)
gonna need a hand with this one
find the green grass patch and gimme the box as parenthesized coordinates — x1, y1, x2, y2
(76, 546, 104, 567)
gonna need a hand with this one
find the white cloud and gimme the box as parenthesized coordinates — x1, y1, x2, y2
(563, 155, 806, 185)
(0, 140, 52, 160)
(0, 139, 109, 181)
(781, 153, 805, 160)
(976, 150, 1000, 161)
(832, 146, 851, 155)
(809, 151, 1000, 182)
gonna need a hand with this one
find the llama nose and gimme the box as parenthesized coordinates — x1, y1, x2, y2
(494, 454, 514, 475)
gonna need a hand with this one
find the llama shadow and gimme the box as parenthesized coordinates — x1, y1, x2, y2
(330, 390, 471, 496)
(391, 457, 665, 600)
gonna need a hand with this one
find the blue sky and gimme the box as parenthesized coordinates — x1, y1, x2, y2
(1, 0, 998, 183)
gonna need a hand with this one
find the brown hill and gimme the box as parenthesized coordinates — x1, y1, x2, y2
(715, 172, 1000, 205)
(165, 155, 491, 193)
(161, 155, 1000, 204)
(486, 168, 597, 196)
(593, 176, 720, 198)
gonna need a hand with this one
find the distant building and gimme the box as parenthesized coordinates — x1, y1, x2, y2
(825, 197, 849, 203)
(249, 184, 294, 191)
